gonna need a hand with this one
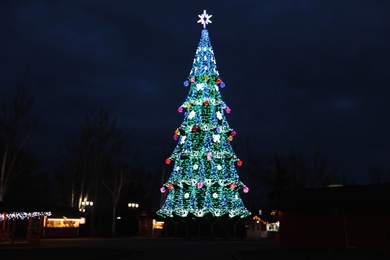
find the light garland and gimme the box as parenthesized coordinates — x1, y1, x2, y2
(0, 211, 52, 221)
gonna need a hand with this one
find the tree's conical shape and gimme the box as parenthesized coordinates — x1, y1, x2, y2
(157, 23, 250, 219)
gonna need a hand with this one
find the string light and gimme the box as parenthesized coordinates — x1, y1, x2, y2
(0, 211, 52, 221)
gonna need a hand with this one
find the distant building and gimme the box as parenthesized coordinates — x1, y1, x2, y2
(276, 184, 390, 252)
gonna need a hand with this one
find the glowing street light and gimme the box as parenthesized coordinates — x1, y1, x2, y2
(81, 201, 94, 206)
(128, 202, 139, 208)
(80, 200, 94, 212)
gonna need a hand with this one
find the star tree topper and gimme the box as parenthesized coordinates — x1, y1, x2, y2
(197, 10, 212, 28)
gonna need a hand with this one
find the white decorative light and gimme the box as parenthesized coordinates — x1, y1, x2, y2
(0, 212, 51, 221)
(196, 83, 204, 91)
(197, 10, 212, 28)
(212, 134, 221, 143)
(216, 111, 222, 120)
(188, 111, 196, 119)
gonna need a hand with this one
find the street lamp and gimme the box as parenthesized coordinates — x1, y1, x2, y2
(80, 200, 94, 212)
(128, 202, 139, 208)
(81, 201, 94, 206)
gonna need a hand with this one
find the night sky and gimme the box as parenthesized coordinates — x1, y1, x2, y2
(1, 1, 389, 184)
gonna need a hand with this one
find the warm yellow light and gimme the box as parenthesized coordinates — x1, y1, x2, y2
(153, 219, 164, 230)
(45, 218, 81, 228)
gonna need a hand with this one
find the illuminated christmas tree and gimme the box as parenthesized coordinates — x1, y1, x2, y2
(157, 10, 251, 219)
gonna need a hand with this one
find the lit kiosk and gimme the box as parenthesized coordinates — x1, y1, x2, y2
(43, 206, 86, 238)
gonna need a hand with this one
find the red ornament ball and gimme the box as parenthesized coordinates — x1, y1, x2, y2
(230, 183, 237, 190)
(167, 184, 174, 190)
(165, 158, 171, 164)
(237, 160, 243, 167)
(192, 126, 198, 132)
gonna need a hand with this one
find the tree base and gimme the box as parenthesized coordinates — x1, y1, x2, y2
(160, 216, 247, 239)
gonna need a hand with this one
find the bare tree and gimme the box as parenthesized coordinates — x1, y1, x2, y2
(287, 149, 328, 189)
(0, 68, 37, 201)
(369, 165, 390, 184)
(100, 128, 133, 237)
(54, 108, 138, 236)
(245, 147, 334, 207)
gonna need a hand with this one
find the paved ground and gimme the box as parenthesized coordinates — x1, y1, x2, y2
(1, 237, 389, 260)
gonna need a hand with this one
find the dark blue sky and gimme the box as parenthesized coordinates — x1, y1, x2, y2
(1, 1, 389, 184)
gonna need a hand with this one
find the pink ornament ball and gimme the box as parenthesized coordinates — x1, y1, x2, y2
(173, 135, 179, 140)
(226, 107, 231, 114)
(243, 186, 249, 193)
(197, 182, 203, 188)
(160, 187, 166, 193)
(231, 130, 236, 136)
(190, 77, 195, 82)
(206, 152, 212, 159)
(178, 107, 183, 113)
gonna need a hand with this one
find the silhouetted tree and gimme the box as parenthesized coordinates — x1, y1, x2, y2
(247, 148, 335, 206)
(54, 108, 139, 236)
(287, 149, 328, 188)
(100, 127, 134, 237)
(0, 67, 38, 202)
(268, 154, 293, 203)
(5, 149, 42, 203)
(369, 165, 390, 184)
(245, 142, 274, 213)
